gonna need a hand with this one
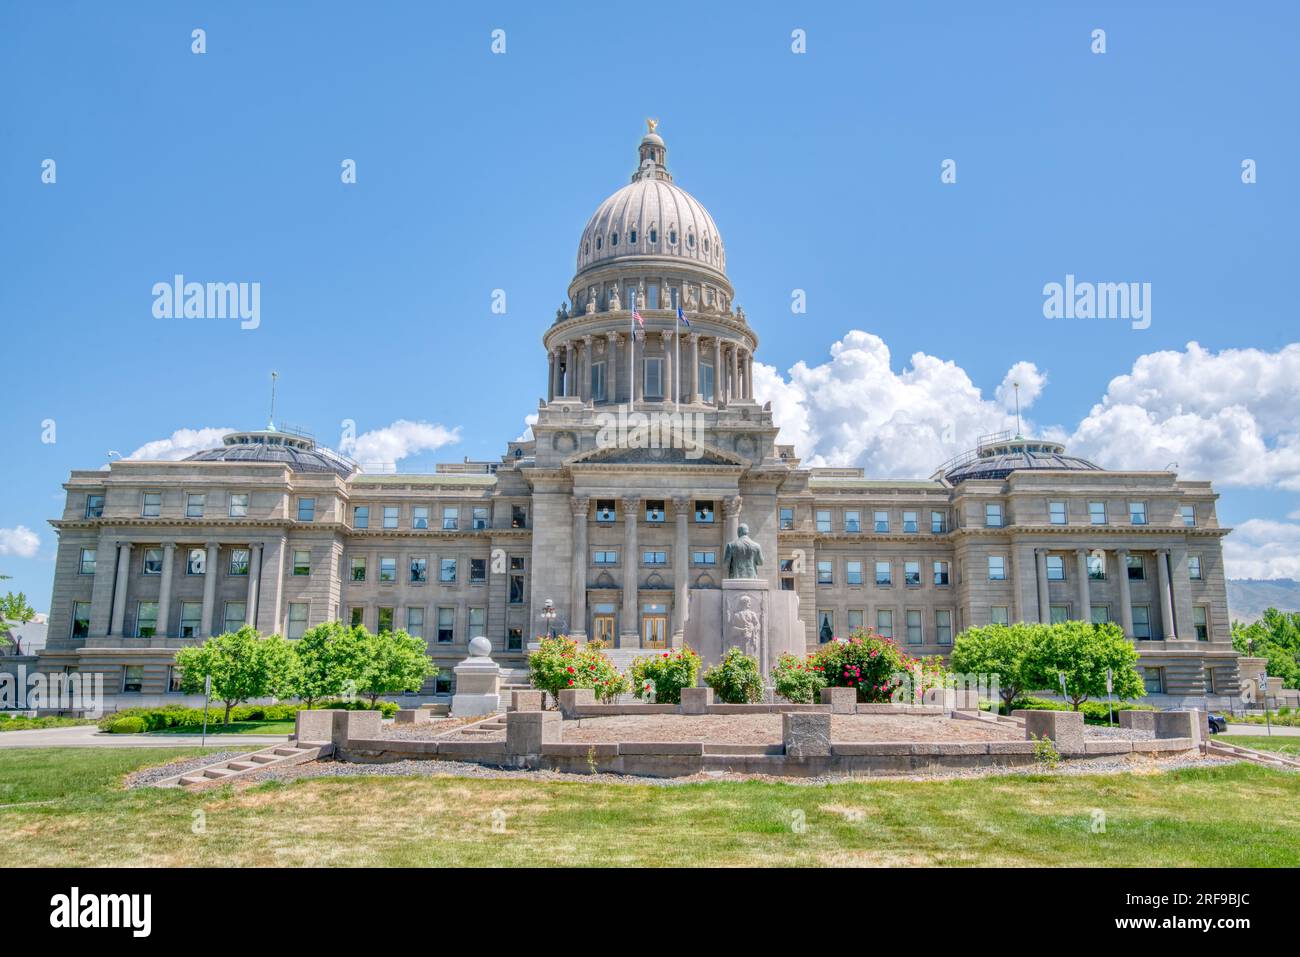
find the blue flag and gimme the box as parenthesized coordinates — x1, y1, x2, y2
(677, 304, 689, 327)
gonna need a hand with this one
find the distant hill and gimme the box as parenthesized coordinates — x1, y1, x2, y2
(1228, 579, 1300, 623)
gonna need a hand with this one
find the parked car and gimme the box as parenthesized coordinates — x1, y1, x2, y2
(1206, 712, 1228, 734)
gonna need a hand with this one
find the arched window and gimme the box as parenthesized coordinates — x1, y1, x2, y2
(649, 226, 658, 244)
(703, 237, 710, 254)
(669, 228, 677, 245)
(596, 235, 602, 250)
(629, 227, 637, 244)
(686, 232, 695, 249)
(611, 231, 619, 246)
(584, 242, 589, 256)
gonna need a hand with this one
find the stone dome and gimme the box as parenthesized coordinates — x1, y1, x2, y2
(940, 434, 1102, 484)
(185, 428, 358, 477)
(575, 123, 726, 278)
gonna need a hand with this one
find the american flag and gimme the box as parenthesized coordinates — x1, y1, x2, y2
(632, 293, 644, 330)
(677, 303, 690, 327)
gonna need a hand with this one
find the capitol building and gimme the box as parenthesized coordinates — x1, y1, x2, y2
(39, 124, 1240, 705)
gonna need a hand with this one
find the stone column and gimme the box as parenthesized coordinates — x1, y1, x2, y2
(156, 541, 176, 639)
(564, 341, 575, 398)
(713, 337, 724, 409)
(1075, 548, 1091, 623)
(627, 330, 636, 406)
(607, 332, 619, 404)
(724, 496, 743, 552)
(245, 543, 263, 628)
(745, 351, 754, 399)
(580, 335, 593, 402)
(620, 495, 639, 646)
(200, 542, 219, 637)
(730, 346, 740, 402)
(547, 350, 556, 402)
(1035, 548, 1051, 624)
(672, 495, 690, 640)
(109, 542, 133, 637)
(1157, 548, 1177, 639)
(570, 496, 589, 641)
(663, 330, 674, 404)
(633, 335, 645, 404)
(1116, 548, 1134, 638)
(689, 333, 701, 403)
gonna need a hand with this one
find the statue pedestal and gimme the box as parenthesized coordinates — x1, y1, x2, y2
(685, 579, 803, 677)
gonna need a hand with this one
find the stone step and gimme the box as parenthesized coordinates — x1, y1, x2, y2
(227, 761, 260, 771)
(202, 767, 237, 779)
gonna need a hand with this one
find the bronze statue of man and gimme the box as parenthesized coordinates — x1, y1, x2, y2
(723, 522, 764, 579)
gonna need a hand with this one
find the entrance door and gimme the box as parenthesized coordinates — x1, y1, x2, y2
(593, 614, 616, 645)
(642, 614, 668, 649)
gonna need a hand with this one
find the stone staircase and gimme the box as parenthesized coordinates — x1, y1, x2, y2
(154, 742, 331, 788)
(1207, 738, 1300, 770)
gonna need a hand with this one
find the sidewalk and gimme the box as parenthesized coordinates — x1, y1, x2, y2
(1224, 724, 1300, 737)
(0, 725, 291, 749)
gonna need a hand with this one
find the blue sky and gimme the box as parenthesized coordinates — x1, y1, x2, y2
(2, 0, 1298, 607)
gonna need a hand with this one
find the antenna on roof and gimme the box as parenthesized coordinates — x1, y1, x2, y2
(268, 371, 279, 432)
(1013, 381, 1023, 439)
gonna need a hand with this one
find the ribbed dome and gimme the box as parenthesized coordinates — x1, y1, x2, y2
(185, 429, 357, 477)
(941, 436, 1102, 484)
(575, 125, 726, 277)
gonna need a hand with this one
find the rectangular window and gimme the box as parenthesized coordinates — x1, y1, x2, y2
(509, 557, 525, 604)
(645, 500, 665, 523)
(1132, 605, 1151, 639)
(701, 363, 715, 402)
(511, 505, 527, 528)
(508, 627, 523, 651)
(1091, 605, 1109, 624)
(353, 505, 369, 529)
(1193, 605, 1209, 641)
(1180, 505, 1196, 527)
(1088, 553, 1106, 580)
(122, 666, 144, 694)
(71, 601, 91, 638)
(293, 549, 311, 576)
(1049, 501, 1067, 525)
(903, 511, 918, 534)
(817, 560, 833, 585)
(472, 506, 489, 530)
(990, 606, 1009, 625)
(142, 491, 161, 518)
(440, 558, 457, 583)
(876, 609, 894, 639)
(378, 607, 394, 633)
(1188, 555, 1202, 580)
(350, 607, 364, 628)
(297, 498, 316, 522)
(85, 493, 105, 518)
(988, 556, 1006, 581)
(933, 561, 950, 586)
(847, 609, 864, 631)
(1049, 605, 1069, 624)
(412, 506, 429, 530)
(287, 602, 308, 639)
(437, 607, 454, 643)
(1129, 502, 1147, 525)
(442, 506, 459, 530)
(780, 507, 794, 530)
(470, 557, 487, 583)
(643, 550, 667, 566)
(229, 493, 249, 517)
(383, 506, 399, 529)
(816, 510, 832, 533)
(179, 601, 202, 638)
(1143, 667, 1164, 694)
(406, 607, 424, 639)
(142, 547, 163, 575)
(846, 560, 863, 586)
(434, 676, 452, 694)
(1127, 554, 1145, 580)
(817, 610, 834, 643)
(591, 361, 606, 401)
(692, 550, 716, 566)
(931, 511, 946, 534)
(936, 610, 952, 645)
(874, 510, 889, 533)
(904, 561, 921, 586)
(185, 548, 205, 575)
(1089, 501, 1107, 525)
(469, 606, 486, 637)
(350, 557, 367, 582)
(1046, 555, 1065, 581)
(223, 601, 246, 635)
(906, 610, 922, 645)
(985, 503, 1003, 528)
(644, 357, 663, 398)
(875, 561, 891, 586)
(695, 500, 715, 524)
(78, 548, 96, 575)
(844, 510, 861, 533)
(168, 666, 183, 693)
(410, 557, 428, 583)
(229, 548, 250, 577)
(596, 499, 617, 523)
(186, 493, 204, 518)
(379, 557, 397, 583)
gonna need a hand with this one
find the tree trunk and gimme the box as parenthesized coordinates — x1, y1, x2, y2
(223, 701, 233, 724)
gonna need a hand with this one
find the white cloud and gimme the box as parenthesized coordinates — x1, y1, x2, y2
(126, 427, 233, 462)
(0, 526, 40, 558)
(341, 419, 461, 467)
(1223, 519, 1300, 580)
(515, 414, 538, 443)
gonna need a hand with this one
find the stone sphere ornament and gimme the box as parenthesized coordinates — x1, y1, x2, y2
(468, 635, 492, 658)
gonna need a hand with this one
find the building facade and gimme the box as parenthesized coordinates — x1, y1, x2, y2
(39, 125, 1239, 705)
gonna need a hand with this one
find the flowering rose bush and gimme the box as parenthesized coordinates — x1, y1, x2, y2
(770, 652, 827, 704)
(810, 629, 918, 703)
(629, 647, 701, 704)
(528, 636, 628, 705)
(702, 647, 764, 704)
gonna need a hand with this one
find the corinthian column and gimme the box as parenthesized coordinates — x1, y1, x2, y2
(109, 542, 133, 637)
(663, 330, 674, 405)
(1075, 548, 1091, 623)
(547, 350, 556, 402)
(156, 541, 176, 639)
(621, 495, 640, 647)
(713, 337, 723, 409)
(200, 542, 219, 637)
(1035, 548, 1051, 624)
(1116, 548, 1134, 637)
(673, 496, 690, 642)
(564, 341, 575, 398)
(607, 332, 619, 404)
(1157, 548, 1177, 639)
(245, 543, 263, 629)
(723, 496, 743, 553)
(730, 345, 740, 403)
(570, 496, 589, 640)
(689, 333, 701, 403)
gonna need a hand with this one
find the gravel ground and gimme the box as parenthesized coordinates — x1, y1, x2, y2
(124, 751, 248, 789)
(1083, 725, 1156, 741)
(380, 717, 483, 741)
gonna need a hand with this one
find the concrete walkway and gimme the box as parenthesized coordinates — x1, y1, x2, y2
(0, 725, 290, 749)
(1224, 724, 1300, 737)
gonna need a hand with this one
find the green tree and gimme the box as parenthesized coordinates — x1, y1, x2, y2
(0, 578, 37, 652)
(949, 622, 1038, 714)
(1232, 609, 1300, 688)
(1022, 620, 1145, 710)
(355, 627, 437, 707)
(290, 620, 366, 706)
(175, 626, 293, 723)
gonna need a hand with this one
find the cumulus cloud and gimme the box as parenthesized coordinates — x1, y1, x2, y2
(341, 419, 461, 468)
(1223, 519, 1300, 580)
(0, 525, 40, 558)
(126, 427, 233, 462)
(515, 413, 538, 443)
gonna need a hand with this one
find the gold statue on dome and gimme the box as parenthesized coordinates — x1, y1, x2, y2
(646, 118, 658, 134)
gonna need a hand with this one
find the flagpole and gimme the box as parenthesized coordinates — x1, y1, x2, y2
(628, 292, 635, 407)
(675, 304, 681, 412)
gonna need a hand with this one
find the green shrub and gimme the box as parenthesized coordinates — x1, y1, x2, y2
(770, 653, 827, 704)
(702, 648, 764, 704)
(810, 631, 917, 703)
(527, 636, 629, 704)
(630, 647, 701, 704)
(1010, 695, 1157, 725)
(106, 716, 146, 734)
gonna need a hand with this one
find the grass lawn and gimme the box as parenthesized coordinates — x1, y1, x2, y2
(2, 748, 1299, 866)
(0, 716, 96, 733)
(1223, 735, 1300, 759)
(148, 720, 296, 736)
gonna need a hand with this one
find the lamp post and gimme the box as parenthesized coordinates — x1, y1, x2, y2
(541, 598, 557, 640)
